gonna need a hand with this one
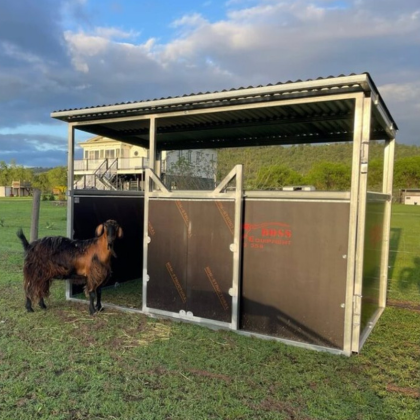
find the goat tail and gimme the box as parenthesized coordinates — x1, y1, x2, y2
(17, 228, 30, 251)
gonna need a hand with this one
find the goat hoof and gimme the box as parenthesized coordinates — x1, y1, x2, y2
(26, 307, 34, 313)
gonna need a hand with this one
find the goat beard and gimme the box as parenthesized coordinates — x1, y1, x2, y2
(108, 243, 117, 258)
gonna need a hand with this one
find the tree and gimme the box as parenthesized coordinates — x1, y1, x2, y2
(32, 167, 68, 194)
(251, 165, 303, 190)
(393, 156, 420, 189)
(0, 160, 34, 186)
(367, 159, 384, 192)
(305, 162, 351, 191)
(32, 172, 51, 193)
(46, 166, 67, 191)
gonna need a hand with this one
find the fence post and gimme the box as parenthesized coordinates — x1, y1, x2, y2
(30, 189, 41, 242)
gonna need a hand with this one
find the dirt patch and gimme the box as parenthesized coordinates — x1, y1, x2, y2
(387, 300, 420, 312)
(387, 384, 420, 399)
(253, 398, 313, 420)
(187, 368, 232, 383)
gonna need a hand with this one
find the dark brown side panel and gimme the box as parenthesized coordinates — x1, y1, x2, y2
(72, 195, 144, 294)
(241, 200, 350, 349)
(147, 199, 234, 322)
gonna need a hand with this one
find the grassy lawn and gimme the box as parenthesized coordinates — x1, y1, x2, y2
(0, 198, 419, 420)
(388, 204, 420, 304)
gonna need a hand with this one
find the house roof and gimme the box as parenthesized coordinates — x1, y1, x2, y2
(78, 135, 130, 146)
(51, 73, 397, 151)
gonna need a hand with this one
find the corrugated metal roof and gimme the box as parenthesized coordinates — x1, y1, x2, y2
(52, 73, 368, 114)
(51, 73, 397, 150)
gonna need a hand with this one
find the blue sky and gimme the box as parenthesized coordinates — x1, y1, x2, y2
(0, 0, 419, 167)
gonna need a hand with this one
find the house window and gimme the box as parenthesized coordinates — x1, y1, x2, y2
(100, 150, 104, 158)
(88, 150, 99, 160)
(105, 150, 115, 159)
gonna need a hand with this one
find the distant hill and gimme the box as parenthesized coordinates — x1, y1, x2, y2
(31, 167, 53, 175)
(216, 142, 420, 183)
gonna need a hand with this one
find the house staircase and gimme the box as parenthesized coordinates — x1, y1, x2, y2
(74, 159, 118, 190)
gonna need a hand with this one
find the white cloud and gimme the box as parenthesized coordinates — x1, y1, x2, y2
(380, 82, 420, 103)
(94, 26, 140, 40)
(227, 3, 286, 22)
(171, 13, 208, 29)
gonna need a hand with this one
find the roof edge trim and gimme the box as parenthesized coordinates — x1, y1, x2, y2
(51, 74, 371, 119)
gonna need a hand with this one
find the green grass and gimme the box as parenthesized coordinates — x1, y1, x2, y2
(0, 198, 419, 419)
(388, 204, 420, 304)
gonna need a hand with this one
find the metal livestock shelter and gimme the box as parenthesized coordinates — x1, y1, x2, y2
(51, 73, 397, 356)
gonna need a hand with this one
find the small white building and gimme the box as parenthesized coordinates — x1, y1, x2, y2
(74, 136, 217, 190)
(400, 189, 420, 205)
(0, 186, 12, 197)
(0, 182, 32, 197)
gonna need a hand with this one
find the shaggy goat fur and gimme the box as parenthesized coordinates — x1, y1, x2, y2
(17, 220, 123, 315)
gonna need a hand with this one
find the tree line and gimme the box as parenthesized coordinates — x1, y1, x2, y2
(0, 160, 67, 196)
(217, 142, 420, 192)
(1, 142, 420, 195)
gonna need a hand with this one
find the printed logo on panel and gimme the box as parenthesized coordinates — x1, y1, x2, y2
(243, 222, 292, 250)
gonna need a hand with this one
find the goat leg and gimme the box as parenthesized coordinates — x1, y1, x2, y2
(95, 287, 103, 312)
(25, 297, 34, 312)
(39, 298, 47, 310)
(88, 291, 97, 315)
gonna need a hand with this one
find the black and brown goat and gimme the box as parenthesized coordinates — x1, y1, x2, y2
(17, 220, 123, 315)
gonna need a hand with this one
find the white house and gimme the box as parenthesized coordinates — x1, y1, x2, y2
(74, 136, 217, 190)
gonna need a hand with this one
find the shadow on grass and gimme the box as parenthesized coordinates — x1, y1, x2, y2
(398, 256, 420, 294)
(388, 227, 402, 280)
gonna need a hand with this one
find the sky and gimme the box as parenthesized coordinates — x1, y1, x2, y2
(0, 0, 419, 168)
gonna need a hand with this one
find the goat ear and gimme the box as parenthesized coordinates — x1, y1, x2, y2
(95, 224, 105, 237)
(117, 227, 123, 238)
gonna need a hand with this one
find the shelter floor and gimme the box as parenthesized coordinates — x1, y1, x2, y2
(72, 278, 143, 310)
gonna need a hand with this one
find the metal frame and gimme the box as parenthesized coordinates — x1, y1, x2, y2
(142, 165, 243, 331)
(65, 124, 75, 301)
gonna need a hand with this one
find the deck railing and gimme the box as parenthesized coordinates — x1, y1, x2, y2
(74, 157, 149, 172)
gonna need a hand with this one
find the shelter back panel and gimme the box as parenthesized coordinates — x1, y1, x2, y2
(72, 195, 144, 295)
(241, 200, 350, 349)
(147, 199, 234, 323)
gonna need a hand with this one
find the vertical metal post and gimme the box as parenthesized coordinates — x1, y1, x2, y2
(142, 168, 151, 311)
(379, 138, 396, 308)
(66, 123, 75, 239)
(66, 124, 75, 300)
(351, 96, 372, 352)
(343, 93, 367, 356)
(148, 116, 157, 192)
(231, 164, 243, 330)
(149, 117, 156, 172)
(156, 151, 162, 178)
